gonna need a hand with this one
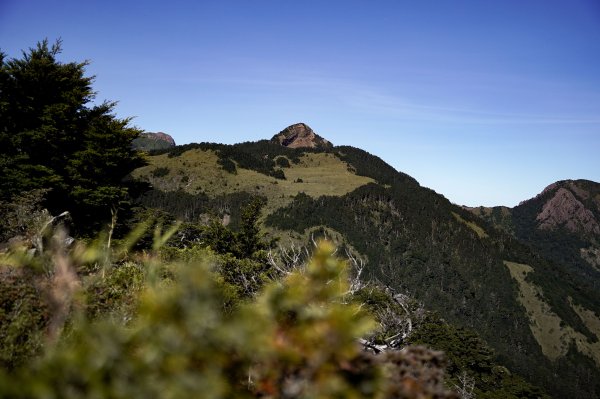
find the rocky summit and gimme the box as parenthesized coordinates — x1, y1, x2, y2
(132, 131, 176, 151)
(144, 132, 176, 146)
(469, 178, 600, 274)
(534, 181, 600, 235)
(271, 123, 332, 149)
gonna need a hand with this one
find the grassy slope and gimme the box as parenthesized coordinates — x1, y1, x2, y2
(467, 205, 513, 233)
(451, 211, 488, 239)
(504, 261, 600, 365)
(132, 149, 374, 214)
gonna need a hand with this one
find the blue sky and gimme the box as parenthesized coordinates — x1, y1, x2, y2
(2, 0, 599, 206)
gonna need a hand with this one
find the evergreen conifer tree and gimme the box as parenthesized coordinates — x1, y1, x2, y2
(0, 39, 145, 232)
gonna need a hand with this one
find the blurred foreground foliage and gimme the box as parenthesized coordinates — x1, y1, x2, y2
(0, 223, 460, 398)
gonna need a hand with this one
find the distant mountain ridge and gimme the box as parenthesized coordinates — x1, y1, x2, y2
(469, 179, 600, 273)
(132, 131, 176, 151)
(131, 125, 600, 398)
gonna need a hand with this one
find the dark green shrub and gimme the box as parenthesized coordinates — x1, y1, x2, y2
(219, 158, 237, 174)
(270, 169, 286, 180)
(150, 167, 170, 177)
(275, 156, 290, 168)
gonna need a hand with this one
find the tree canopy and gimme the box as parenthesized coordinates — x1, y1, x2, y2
(0, 39, 145, 232)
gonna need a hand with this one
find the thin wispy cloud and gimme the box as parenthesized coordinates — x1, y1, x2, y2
(161, 60, 600, 126)
(343, 89, 600, 125)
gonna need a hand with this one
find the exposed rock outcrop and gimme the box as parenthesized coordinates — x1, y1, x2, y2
(145, 132, 175, 146)
(468, 179, 600, 272)
(271, 123, 332, 149)
(536, 186, 600, 235)
(132, 132, 176, 151)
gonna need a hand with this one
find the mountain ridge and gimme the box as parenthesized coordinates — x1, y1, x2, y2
(131, 126, 600, 398)
(469, 179, 600, 273)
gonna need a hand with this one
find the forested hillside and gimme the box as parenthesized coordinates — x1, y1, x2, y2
(133, 138, 600, 398)
(469, 179, 600, 283)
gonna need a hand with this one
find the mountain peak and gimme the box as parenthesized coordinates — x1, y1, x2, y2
(533, 180, 600, 235)
(132, 131, 176, 151)
(271, 123, 332, 149)
(536, 187, 599, 234)
(141, 132, 176, 146)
